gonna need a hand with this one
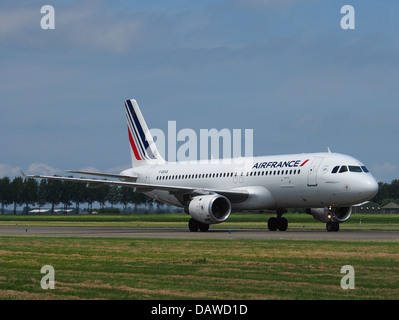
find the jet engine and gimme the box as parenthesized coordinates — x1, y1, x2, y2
(306, 206, 352, 223)
(188, 194, 231, 224)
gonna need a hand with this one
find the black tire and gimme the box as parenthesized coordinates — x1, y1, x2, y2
(268, 217, 278, 231)
(189, 218, 200, 232)
(327, 221, 340, 232)
(199, 223, 210, 232)
(278, 217, 288, 231)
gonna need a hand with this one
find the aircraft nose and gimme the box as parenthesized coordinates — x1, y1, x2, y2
(362, 175, 379, 199)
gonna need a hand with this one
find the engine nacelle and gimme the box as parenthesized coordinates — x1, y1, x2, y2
(306, 206, 352, 223)
(188, 194, 231, 224)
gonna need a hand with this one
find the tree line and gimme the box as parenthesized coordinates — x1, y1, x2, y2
(373, 179, 399, 206)
(0, 176, 158, 214)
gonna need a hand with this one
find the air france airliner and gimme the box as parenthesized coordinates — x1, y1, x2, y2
(26, 99, 379, 232)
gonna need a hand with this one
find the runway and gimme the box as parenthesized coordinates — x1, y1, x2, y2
(0, 225, 398, 240)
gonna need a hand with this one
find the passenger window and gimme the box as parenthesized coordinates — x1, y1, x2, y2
(332, 166, 340, 174)
(339, 166, 348, 173)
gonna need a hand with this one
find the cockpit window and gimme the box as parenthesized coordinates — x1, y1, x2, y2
(331, 166, 340, 174)
(332, 165, 368, 174)
(361, 166, 369, 173)
(349, 166, 362, 173)
(339, 166, 348, 173)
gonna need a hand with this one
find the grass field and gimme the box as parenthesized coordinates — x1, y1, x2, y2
(0, 213, 398, 300)
(0, 236, 398, 300)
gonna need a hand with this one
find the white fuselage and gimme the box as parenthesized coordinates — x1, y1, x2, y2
(121, 152, 379, 210)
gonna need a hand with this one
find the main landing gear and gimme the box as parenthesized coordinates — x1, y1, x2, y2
(267, 210, 288, 231)
(188, 218, 210, 232)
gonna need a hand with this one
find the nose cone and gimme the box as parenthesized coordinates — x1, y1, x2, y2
(362, 175, 379, 200)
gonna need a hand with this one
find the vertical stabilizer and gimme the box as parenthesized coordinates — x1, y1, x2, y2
(125, 99, 165, 167)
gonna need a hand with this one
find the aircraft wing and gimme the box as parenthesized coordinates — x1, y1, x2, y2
(66, 170, 138, 181)
(23, 173, 249, 204)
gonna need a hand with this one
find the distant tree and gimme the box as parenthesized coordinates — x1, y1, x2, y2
(107, 185, 121, 210)
(119, 187, 135, 212)
(0, 177, 12, 214)
(372, 179, 399, 205)
(37, 179, 48, 210)
(21, 178, 38, 213)
(71, 182, 87, 214)
(60, 180, 74, 212)
(46, 179, 62, 214)
(10, 177, 24, 214)
(95, 184, 110, 209)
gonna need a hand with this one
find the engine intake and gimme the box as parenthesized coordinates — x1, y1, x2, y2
(188, 194, 231, 224)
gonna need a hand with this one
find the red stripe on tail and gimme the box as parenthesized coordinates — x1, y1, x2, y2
(127, 126, 142, 160)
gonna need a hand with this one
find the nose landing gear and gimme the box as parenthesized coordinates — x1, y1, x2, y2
(326, 221, 340, 232)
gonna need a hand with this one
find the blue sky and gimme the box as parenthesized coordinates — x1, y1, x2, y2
(0, 0, 398, 182)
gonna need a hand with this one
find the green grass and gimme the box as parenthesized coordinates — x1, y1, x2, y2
(0, 236, 398, 300)
(0, 213, 398, 231)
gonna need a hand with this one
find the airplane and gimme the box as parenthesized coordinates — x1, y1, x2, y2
(25, 99, 379, 232)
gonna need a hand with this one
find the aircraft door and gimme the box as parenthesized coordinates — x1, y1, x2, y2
(307, 157, 323, 187)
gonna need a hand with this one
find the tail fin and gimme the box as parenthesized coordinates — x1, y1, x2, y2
(125, 99, 165, 167)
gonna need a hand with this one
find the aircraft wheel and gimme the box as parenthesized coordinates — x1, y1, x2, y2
(268, 217, 288, 231)
(189, 218, 200, 232)
(268, 217, 278, 231)
(326, 221, 340, 232)
(278, 217, 288, 231)
(199, 223, 209, 232)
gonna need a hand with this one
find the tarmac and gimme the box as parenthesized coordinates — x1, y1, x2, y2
(0, 225, 398, 240)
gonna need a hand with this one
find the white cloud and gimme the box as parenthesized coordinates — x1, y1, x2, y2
(372, 162, 397, 175)
(0, 3, 144, 54)
(0, 163, 130, 179)
(0, 163, 63, 178)
(0, 164, 22, 178)
(371, 162, 398, 183)
(58, 7, 143, 54)
(27, 163, 61, 176)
